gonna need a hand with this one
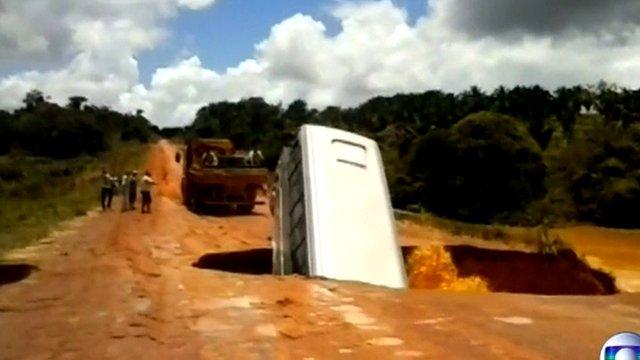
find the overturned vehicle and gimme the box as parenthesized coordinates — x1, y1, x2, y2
(271, 125, 407, 289)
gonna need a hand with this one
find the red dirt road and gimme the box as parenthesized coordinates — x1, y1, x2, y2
(1, 140, 639, 359)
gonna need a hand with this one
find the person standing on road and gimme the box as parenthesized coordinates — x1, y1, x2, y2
(129, 170, 138, 210)
(140, 171, 156, 214)
(101, 169, 115, 210)
(110, 173, 119, 207)
(248, 147, 264, 166)
(120, 171, 130, 212)
(201, 150, 218, 167)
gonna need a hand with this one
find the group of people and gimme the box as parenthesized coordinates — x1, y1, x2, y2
(101, 169, 156, 213)
(200, 147, 264, 168)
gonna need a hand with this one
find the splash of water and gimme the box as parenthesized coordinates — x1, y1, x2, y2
(407, 245, 488, 292)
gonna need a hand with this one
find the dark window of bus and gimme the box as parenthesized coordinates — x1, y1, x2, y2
(287, 141, 309, 275)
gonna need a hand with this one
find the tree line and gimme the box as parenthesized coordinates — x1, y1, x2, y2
(3, 84, 639, 228)
(186, 82, 640, 228)
(0, 90, 154, 159)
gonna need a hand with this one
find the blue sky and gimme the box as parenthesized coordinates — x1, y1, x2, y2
(137, 0, 428, 84)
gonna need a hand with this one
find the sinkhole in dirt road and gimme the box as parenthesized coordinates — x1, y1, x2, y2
(403, 245, 618, 295)
(193, 246, 618, 295)
(193, 248, 272, 275)
(0, 264, 38, 287)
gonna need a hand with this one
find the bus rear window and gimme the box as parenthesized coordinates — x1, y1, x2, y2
(332, 140, 367, 168)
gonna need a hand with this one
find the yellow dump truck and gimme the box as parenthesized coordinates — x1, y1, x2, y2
(179, 139, 269, 213)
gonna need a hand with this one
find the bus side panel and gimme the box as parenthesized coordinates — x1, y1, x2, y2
(277, 141, 310, 276)
(272, 147, 292, 275)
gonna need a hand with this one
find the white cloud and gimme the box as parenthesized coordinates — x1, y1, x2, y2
(2, 0, 640, 127)
(0, 0, 215, 112)
(177, 0, 217, 11)
(0, 0, 208, 64)
(119, 57, 220, 126)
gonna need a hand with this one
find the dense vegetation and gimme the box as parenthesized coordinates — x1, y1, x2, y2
(187, 83, 640, 228)
(2, 85, 639, 229)
(0, 90, 153, 159)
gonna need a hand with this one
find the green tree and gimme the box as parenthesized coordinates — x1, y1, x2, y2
(553, 86, 591, 137)
(0, 110, 14, 154)
(554, 116, 640, 227)
(410, 112, 546, 223)
(23, 89, 45, 110)
(67, 96, 88, 110)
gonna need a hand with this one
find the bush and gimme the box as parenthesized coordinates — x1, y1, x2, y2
(536, 225, 567, 255)
(410, 112, 546, 223)
(0, 111, 15, 155)
(16, 110, 106, 158)
(0, 163, 24, 181)
(550, 116, 640, 227)
(120, 116, 152, 142)
(1, 96, 155, 160)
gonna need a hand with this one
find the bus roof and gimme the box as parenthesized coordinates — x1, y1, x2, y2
(300, 124, 407, 289)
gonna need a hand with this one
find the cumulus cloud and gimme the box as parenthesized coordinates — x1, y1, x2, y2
(2, 0, 640, 127)
(121, 2, 433, 125)
(0, 0, 202, 65)
(431, 0, 640, 41)
(177, 0, 217, 10)
(0, 0, 215, 110)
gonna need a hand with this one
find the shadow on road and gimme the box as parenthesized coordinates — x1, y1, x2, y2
(0, 264, 38, 287)
(193, 248, 272, 275)
(186, 204, 268, 218)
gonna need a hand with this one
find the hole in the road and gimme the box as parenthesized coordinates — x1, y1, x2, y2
(403, 245, 618, 295)
(192, 245, 617, 295)
(193, 248, 272, 274)
(0, 264, 38, 286)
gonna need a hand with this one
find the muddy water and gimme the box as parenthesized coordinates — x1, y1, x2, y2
(405, 245, 488, 291)
(403, 243, 618, 295)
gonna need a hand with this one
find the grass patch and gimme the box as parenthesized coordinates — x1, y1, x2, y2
(0, 142, 150, 255)
(395, 209, 543, 248)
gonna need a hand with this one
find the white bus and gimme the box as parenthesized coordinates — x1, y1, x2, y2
(272, 124, 407, 289)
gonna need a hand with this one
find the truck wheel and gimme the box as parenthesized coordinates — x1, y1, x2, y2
(238, 204, 254, 214)
(182, 181, 190, 206)
(186, 196, 199, 212)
